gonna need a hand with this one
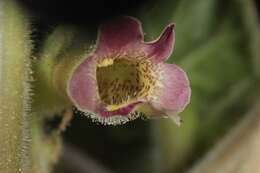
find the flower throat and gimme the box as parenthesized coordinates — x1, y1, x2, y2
(96, 58, 155, 109)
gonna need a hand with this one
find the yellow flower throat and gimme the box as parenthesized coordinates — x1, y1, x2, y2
(96, 58, 155, 111)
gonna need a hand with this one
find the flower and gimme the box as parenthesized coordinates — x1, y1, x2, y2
(67, 16, 191, 125)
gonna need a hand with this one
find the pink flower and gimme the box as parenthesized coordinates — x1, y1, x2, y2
(67, 16, 191, 125)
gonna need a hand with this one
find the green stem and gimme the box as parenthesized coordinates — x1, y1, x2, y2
(31, 113, 61, 173)
(30, 25, 95, 173)
(32, 26, 76, 114)
(32, 25, 93, 114)
(0, 0, 32, 172)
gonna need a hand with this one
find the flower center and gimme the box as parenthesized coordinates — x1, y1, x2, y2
(96, 58, 155, 111)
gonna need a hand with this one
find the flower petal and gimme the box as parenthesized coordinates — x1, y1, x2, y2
(151, 63, 191, 116)
(95, 16, 143, 55)
(137, 103, 183, 126)
(98, 101, 142, 117)
(67, 56, 99, 113)
(136, 103, 166, 117)
(144, 24, 175, 63)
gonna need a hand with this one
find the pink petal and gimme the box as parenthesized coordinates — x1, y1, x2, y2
(67, 56, 99, 113)
(144, 24, 175, 63)
(136, 103, 167, 117)
(151, 64, 191, 116)
(98, 102, 142, 117)
(95, 16, 143, 56)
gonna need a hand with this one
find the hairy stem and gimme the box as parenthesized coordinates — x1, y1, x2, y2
(0, 0, 32, 172)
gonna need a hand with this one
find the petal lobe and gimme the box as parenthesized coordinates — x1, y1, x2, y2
(144, 24, 175, 63)
(96, 16, 143, 55)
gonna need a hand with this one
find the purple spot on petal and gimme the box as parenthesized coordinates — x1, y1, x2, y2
(99, 102, 142, 117)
